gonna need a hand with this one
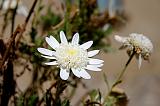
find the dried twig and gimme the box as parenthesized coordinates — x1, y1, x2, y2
(0, 0, 13, 37)
(11, 0, 20, 34)
(38, 81, 58, 106)
(85, 101, 102, 106)
(15, 0, 38, 47)
(0, 26, 21, 70)
(51, 18, 65, 30)
(0, 0, 5, 10)
(0, 0, 38, 69)
(75, 91, 90, 106)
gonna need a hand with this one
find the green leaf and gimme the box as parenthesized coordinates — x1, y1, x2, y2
(89, 89, 102, 102)
(28, 94, 38, 106)
(61, 99, 70, 106)
(16, 96, 24, 106)
(104, 96, 117, 106)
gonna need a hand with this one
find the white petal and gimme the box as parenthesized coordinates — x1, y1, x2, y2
(88, 50, 100, 57)
(93, 64, 103, 67)
(114, 35, 127, 43)
(138, 54, 142, 69)
(80, 41, 93, 50)
(41, 55, 56, 59)
(44, 61, 58, 65)
(60, 68, 69, 80)
(72, 68, 81, 78)
(60, 31, 68, 44)
(86, 65, 102, 71)
(37, 48, 55, 56)
(89, 58, 104, 64)
(71, 33, 79, 45)
(45, 36, 59, 49)
(79, 69, 91, 79)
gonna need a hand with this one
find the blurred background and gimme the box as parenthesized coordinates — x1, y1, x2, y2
(84, 0, 160, 106)
(0, 0, 160, 106)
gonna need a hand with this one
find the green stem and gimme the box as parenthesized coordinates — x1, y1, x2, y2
(103, 50, 136, 105)
(65, 0, 71, 36)
(103, 73, 110, 91)
(112, 50, 135, 89)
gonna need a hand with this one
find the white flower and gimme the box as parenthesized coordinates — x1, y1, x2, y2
(115, 33, 153, 68)
(37, 31, 104, 80)
(2, 0, 28, 17)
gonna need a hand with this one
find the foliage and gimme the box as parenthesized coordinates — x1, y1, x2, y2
(0, 0, 127, 106)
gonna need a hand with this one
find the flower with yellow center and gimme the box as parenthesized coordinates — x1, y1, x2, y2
(114, 33, 153, 68)
(37, 31, 104, 80)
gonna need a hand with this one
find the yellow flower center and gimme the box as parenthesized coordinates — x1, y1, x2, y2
(55, 43, 88, 70)
(67, 49, 78, 56)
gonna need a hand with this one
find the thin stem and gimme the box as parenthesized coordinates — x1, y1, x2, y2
(85, 101, 102, 106)
(0, 26, 21, 70)
(52, 18, 65, 30)
(74, 91, 90, 106)
(11, 0, 20, 34)
(15, 0, 38, 47)
(0, 10, 9, 37)
(103, 73, 110, 91)
(112, 50, 136, 89)
(25, 0, 38, 24)
(103, 50, 136, 105)
(65, 0, 71, 36)
(0, 0, 5, 10)
(0, 0, 12, 37)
